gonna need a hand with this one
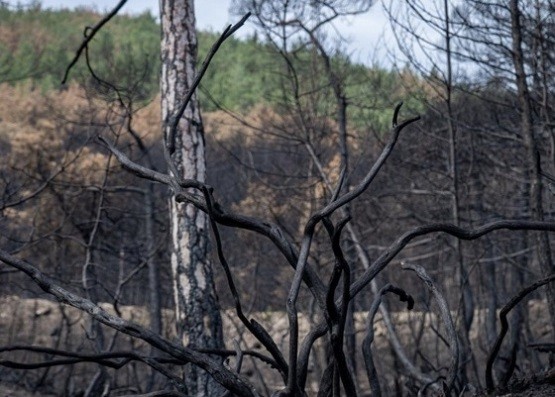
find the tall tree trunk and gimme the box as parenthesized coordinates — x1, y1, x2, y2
(442, 1, 476, 384)
(145, 184, 163, 391)
(509, 0, 555, 332)
(160, 1, 224, 394)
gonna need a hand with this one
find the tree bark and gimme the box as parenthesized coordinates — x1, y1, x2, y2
(160, 1, 224, 394)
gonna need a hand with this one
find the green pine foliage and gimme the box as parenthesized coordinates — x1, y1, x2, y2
(198, 32, 283, 111)
(0, 3, 160, 98)
(0, 2, 424, 131)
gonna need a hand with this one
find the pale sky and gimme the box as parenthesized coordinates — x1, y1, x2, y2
(22, 0, 394, 67)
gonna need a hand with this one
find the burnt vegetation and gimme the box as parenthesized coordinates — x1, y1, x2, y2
(0, 0, 555, 396)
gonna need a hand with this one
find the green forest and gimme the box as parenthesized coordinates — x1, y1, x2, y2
(0, 2, 415, 128)
(0, 1, 554, 396)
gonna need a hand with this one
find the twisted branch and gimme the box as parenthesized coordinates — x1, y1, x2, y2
(402, 262, 458, 391)
(485, 274, 555, 391)
(362, 283, 413, 397)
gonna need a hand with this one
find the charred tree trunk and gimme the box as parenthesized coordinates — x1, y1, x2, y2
(145, 183, 163, 390)
(509, 0, 555, 332)
(160, 0, 224, 394)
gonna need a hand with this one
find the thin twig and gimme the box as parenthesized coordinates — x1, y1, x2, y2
(402, 262, 459, 391)
(61, 0, 128, 84)
(219, 341, 244, 397)
(166, 13, 251, 155)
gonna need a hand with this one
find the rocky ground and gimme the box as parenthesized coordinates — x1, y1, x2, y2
(0, 296, 553, 396)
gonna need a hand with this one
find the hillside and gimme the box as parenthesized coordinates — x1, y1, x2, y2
(3, 2, 554, 396)
(0, 2, 421, 129)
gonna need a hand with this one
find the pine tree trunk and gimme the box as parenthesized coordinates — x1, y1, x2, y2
(160, 1, 224, 394)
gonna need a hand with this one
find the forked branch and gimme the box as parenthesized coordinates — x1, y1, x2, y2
(283, 103, 419, 394)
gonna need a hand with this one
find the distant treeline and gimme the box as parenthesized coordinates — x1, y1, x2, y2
(0, 2, 424, 131)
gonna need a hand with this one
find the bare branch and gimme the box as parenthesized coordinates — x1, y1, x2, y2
(166, 13, 251, 155)
(362, 283, 413, 397)
(350, 220, 555, 300)
(97, 136, 200, 191)
(284, 103, 419, 393)
(202, 186, 288, 381)
(0, 344, 278, 372)
(219, 341, 245, 397)
(100, 134, 328, 307)
(323, 217, 357, 397)
(0, 249, 259, 397)
(61, 0, 128, 84)
(118, 391, 187, 397)
(485, 274, 555, 392)
(402, 262, 458, 391)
